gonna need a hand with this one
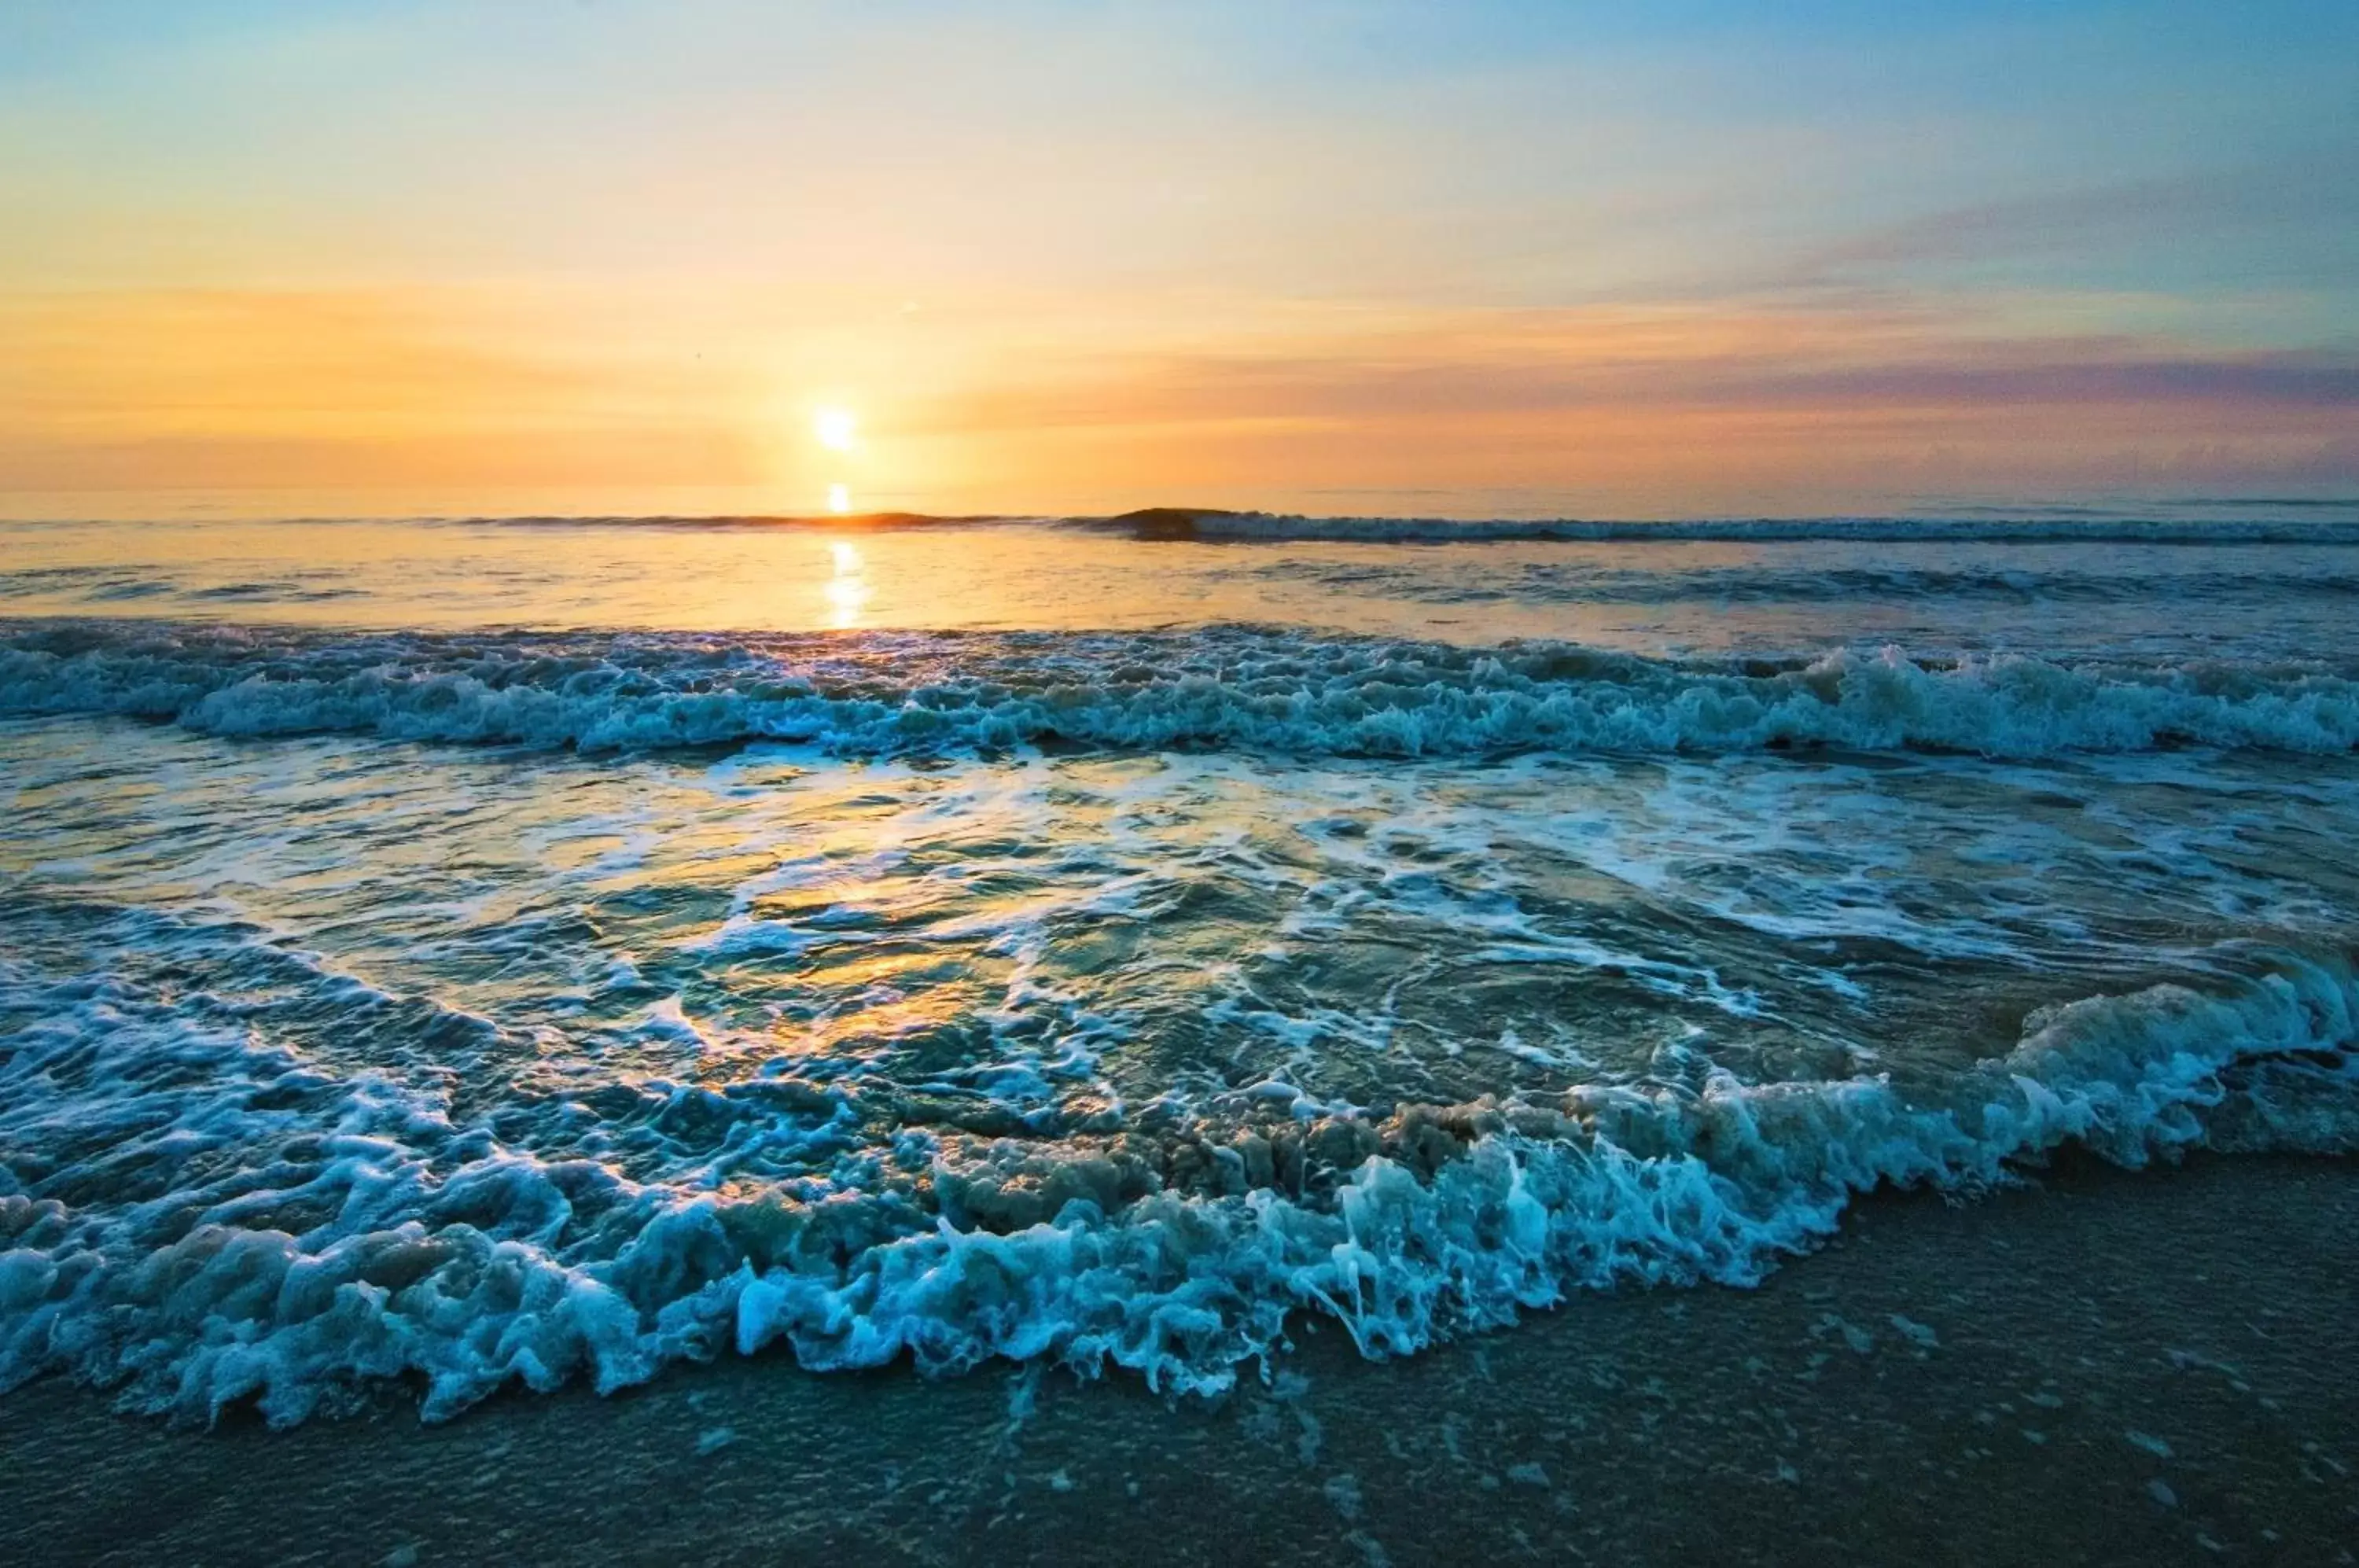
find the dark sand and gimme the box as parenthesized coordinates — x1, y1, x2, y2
(4, 1154, 2355, 1567)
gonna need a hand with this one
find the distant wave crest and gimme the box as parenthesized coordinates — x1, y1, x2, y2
(406, 507, 2359, 546)
(1080, 508, 2359, 547)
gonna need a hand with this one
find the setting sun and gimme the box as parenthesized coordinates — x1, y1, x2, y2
(812, 407, 858, 453)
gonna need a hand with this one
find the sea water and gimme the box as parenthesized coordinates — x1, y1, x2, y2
(2, 508, 2355, 1426)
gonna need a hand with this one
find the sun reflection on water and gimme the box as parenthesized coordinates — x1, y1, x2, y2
(824, 539, 870, 628)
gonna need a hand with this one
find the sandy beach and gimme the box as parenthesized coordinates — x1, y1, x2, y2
(6, 1153, 2353, 1567)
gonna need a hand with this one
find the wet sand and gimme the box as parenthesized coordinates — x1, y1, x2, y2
(3, 1154, 2355, 1567)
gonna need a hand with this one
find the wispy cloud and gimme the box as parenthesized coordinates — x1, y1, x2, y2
(1781, 155, 2359, 292)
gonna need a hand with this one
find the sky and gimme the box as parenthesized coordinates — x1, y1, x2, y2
(1, 0, 2354, 519)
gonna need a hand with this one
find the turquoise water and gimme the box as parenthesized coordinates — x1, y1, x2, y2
(2, 511, 2356, 1425)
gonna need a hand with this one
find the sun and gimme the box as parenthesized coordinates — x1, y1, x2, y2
(812, 407, 858, 452)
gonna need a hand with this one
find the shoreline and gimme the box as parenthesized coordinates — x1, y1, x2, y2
(3, 1153, 2354, 1566)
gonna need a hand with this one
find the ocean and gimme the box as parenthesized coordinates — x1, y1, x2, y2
(2, 507, 2357, 1499)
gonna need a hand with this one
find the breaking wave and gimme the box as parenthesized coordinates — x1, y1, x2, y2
(6, 620, 2357, 761)
(2, 906, 2352, 1426)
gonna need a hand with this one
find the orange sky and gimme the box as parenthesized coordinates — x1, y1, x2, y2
(2, 4, 2353, 518)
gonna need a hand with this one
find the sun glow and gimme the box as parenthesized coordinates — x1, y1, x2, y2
(812, 407, 858, 452)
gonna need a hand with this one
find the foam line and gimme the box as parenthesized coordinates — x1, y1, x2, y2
(6, 621, 2356, 760)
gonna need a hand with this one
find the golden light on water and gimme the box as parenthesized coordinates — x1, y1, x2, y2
(824, 539, 869, 628)
(827, 483, 851, 514)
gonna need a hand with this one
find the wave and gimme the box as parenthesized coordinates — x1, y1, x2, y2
(1249, 558, 2359, 607)
(2, 907, 2353, 1426)
(1087, 510, 2359, 546)
(5, 620, 2357, 761)
(430, 508, 2359, 546)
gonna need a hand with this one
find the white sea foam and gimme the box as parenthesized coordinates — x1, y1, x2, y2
(3, 918, 2352, 1427)
(5, 622, 2355, 761)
